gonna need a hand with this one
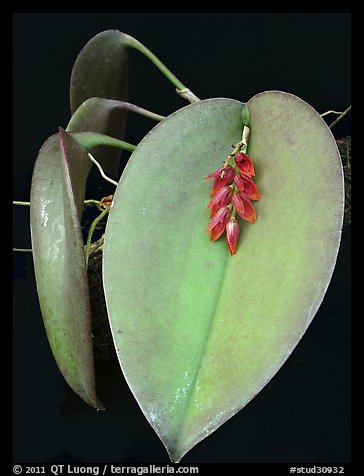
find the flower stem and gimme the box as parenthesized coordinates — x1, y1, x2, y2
(240, 125, 251, 153)
(230, 183, 237, 220)
(221, 125, 250, 175)
(123, 33, 200, 103)
(85, 207, 110, 268)
(221, 142, 242, 173)
(13, 247, 32, 252)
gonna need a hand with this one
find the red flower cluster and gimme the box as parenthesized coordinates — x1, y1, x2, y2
(204, 151, 260, 255)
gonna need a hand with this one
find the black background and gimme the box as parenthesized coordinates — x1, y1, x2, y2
(13, 12, 351, 464)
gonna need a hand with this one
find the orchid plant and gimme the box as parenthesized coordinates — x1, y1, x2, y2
(14, 30, 350, 463)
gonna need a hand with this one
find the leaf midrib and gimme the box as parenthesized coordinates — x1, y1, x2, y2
(173, 248, 230, 459)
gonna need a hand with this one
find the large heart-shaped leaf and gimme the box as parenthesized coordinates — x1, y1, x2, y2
(69, 30, 128, 177)
(30, 129, 103, 409)
(102, 92, 344, 461)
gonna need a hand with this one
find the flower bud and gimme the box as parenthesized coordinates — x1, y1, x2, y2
(205, 206, 232, 241)
(235, 152, 255, 177)
(207, 186, 233, 217)
(204, 165, 235, 196)
(225, 218, 240, 255)
(234, 174, 261, 200)
(232, 192, 256, 223)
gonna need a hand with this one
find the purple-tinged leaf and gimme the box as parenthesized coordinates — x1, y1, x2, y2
(30, 130, 103, 409)
(70, 30, 128, 114)
(69, 30, 128, 177)
(67, 97, 132, 178)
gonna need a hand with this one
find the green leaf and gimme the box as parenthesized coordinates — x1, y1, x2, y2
(102, 93, 344, 461)
(67, 98, 133, 178)
(30, 129, 103, 409)
(70, 30, 128, 114)
(69, 30, 128, 177)
(71, 131, 135, 152)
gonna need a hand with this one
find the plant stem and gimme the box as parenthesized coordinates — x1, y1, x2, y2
(14, 199, 103, 208)
(13, 201, 30, 206)
(329, 106, 351, 130)
(13, 248, 32, 252)
(176, 88, 201, 104)
(67, 100, 165, 133)
(73, 132, 136, 152)
(118, 103, 166, 121)
(84, 200, 102, 207)
(88, 153, 119, 187)
(320, 110, 345, 117)
(123, 33, 200, 103)
(123, 34, 186, 90)
(85, 207, 110, 268)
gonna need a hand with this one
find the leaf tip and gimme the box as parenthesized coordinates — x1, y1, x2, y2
(95, 400, 106, 411)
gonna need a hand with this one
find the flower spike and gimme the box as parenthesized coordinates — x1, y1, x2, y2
(204, 123, 260, 254)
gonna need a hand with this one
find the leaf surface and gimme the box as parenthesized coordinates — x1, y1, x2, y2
(102, 93, 344, 461)
(30, 129, 102, 408)
(69, 30, 129, 176)
(70, 30, 128, 114)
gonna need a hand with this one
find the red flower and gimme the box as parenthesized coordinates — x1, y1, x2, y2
(232, 192, 256, 223)
(204, 140, 260, 255)
(235, 152, 255, 177)
(234, 173, 261, 200)
(204, 165, 235, 196)
(225, 218, 240, 255)
(207, 186, 233, 217)
(206, 206, 232, 241)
